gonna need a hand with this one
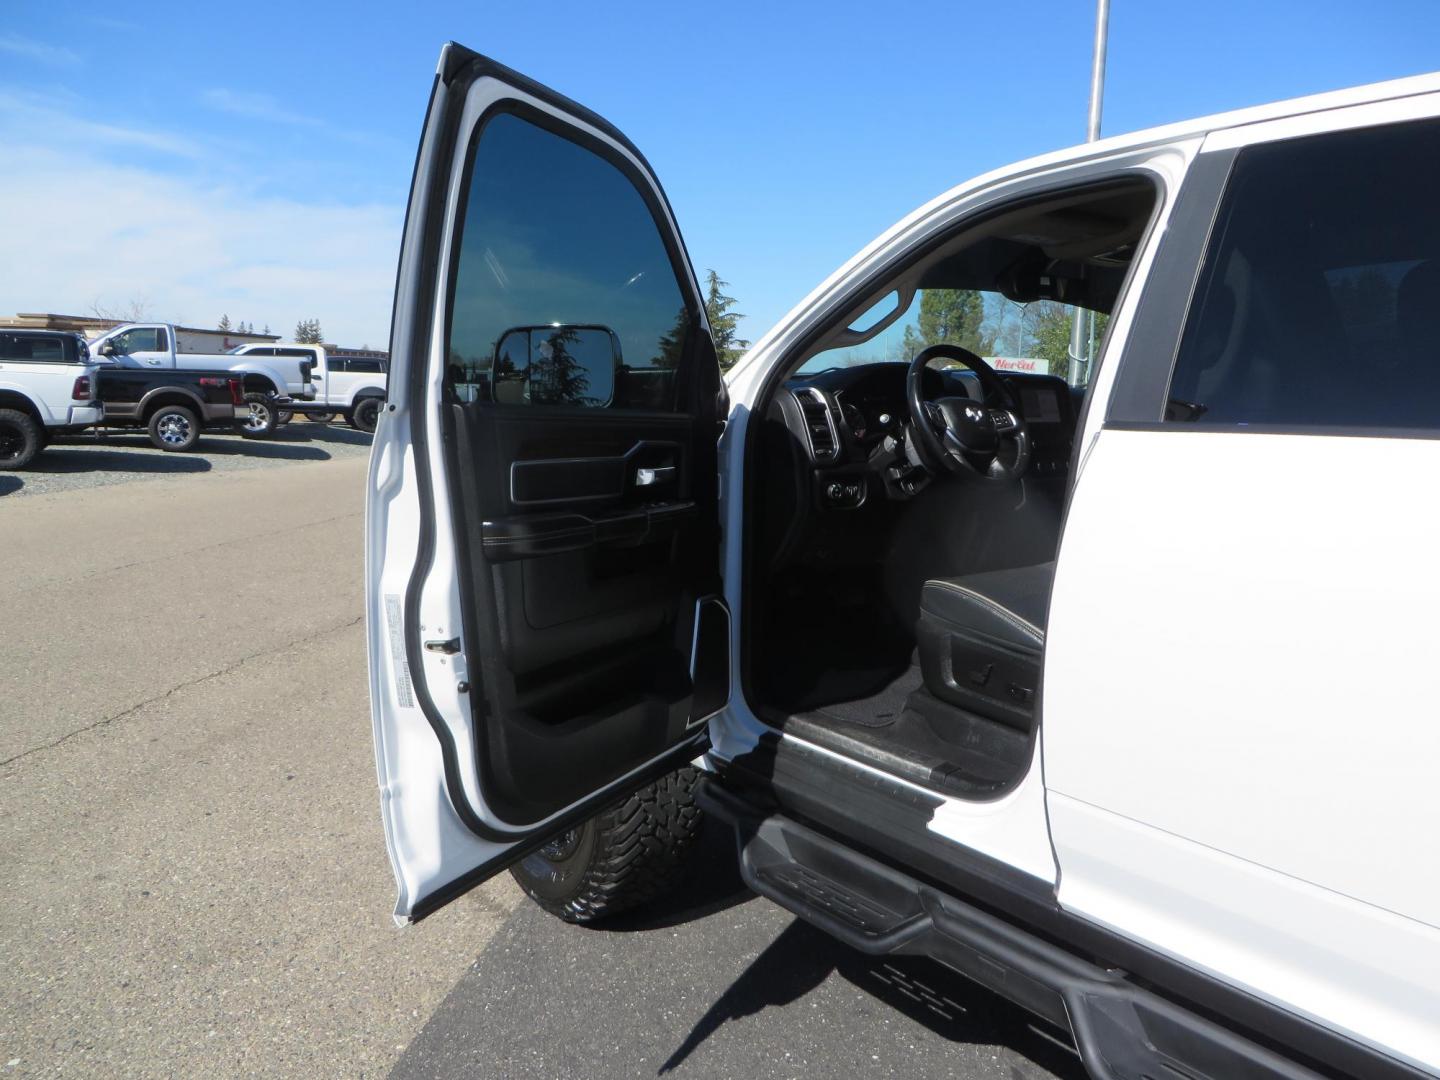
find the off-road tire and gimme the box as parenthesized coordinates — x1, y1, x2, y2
(239, 393, 278, 438)
(0, 408, 42, 470)
(509, 767, 704, 924)
(147, 404, 201, 452)
(309, 412, 333, 424)
(350, 397, 381, 434)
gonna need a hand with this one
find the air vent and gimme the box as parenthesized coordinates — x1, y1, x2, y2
(794, 387, 839, 463)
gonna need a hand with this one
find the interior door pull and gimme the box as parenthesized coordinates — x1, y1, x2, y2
(424, 637, 461, 655)
(635, 465, 675, 486)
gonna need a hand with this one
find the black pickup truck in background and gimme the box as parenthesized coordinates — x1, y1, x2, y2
(93, 367, 249, 452)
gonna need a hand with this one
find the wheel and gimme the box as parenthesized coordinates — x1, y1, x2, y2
(147, 404, 201, 452)
(350, 397, 381, 434)
(277, 410, 294, 426)
(239, 393, 278, 438)
(309, 412, 333, 424)
(509, 767, 703, 924)
(0, 409, 42, 470)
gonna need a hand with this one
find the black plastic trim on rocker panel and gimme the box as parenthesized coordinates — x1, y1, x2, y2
(708, 743, 1430, 1080)
(396, 45, 716, 851)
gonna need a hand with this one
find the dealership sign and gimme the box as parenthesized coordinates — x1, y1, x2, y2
(989, 356, 1047, 374)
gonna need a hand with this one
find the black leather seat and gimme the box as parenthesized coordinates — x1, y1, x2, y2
(916, 562, 1054, 731)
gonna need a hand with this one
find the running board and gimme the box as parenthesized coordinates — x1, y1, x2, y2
(698, 780, 1327, 1080)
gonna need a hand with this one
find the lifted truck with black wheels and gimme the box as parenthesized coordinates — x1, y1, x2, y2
(94, 367, 247, 452)
(367, 47, 1440, 1080)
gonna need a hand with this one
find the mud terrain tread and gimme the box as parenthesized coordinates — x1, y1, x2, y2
(516, 767, 703, 924)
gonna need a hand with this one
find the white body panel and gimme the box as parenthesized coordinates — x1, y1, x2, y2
(0, 359, 98, 426)
(1044, 428, 1440, 1071)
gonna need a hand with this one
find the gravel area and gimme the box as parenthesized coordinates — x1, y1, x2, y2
(0, 417, 374, 500)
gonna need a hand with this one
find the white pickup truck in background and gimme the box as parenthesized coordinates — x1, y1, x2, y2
(229, 342, 386, 433)
(0, 328, 103, 469)
(88, 322, 314, 437)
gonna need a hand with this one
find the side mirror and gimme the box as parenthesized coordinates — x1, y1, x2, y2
(492, 324, 620, 407)
(99, 342, 117, 356)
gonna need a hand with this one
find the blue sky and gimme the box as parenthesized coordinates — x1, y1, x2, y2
(3, 0, 1440, 347)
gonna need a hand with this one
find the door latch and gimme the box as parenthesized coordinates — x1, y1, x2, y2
(424, 637, 461, 655)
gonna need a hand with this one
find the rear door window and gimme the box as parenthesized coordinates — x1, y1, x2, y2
(1167, 118, 1440, 430)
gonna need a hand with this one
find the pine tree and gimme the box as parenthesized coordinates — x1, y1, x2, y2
(901, 290, 991, 360)
(704, 271, 749, 371)
(218, 314, 232, 331)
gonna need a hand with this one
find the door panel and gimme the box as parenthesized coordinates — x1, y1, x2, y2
(1047, 113, 1440, 1071)
(367, 44, 725, 921)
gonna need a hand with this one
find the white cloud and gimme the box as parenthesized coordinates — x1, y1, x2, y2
(0, 33, 80, 66)
(0, 142, 401, 347)
(0, 91, 206, 159)
(200, 87, 389, 148)
(200, 88, 323, 130)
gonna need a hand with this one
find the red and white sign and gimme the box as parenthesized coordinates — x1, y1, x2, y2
(989, 356, 1045, 374)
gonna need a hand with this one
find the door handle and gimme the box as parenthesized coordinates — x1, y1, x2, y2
(424, 637, 461, 655)
(635, 465, 676, 487)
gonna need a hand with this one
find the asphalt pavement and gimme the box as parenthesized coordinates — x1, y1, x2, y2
(395, 817, 1082, 1080)
(0, 417, 373, 500)
(0, 433, 1080, 1080)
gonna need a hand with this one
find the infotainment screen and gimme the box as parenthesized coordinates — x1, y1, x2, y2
(1019, 387, 1061, 424)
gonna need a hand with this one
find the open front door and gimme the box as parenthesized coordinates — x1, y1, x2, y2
(367, 44, 728, 923)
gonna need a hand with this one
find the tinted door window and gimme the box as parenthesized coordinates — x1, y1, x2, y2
(1168, 119, 1440, 430)
(445, 111, 695, 411)
(346, 358, 384, 373)
(111, 327, 162, 354)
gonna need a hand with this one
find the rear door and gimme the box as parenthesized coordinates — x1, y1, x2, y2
(367, 45, 729, 923)
(1045, 103, 1440, 1070)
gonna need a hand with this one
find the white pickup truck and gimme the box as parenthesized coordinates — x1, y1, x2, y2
(369, 47, 1440, 1080)
(228, 342, 387, 433)
(88, 322, 314, 437)
(0, 328, 103, 469)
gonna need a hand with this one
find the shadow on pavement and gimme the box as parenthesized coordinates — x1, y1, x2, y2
(640, 822, 1083, 1078)
(390, 814, 1085, 1079)
(22, 443, 214, 476)
(0, 475, 22, 497)
(658, 917, 1083, 1078)
(270, 421, 374, 448)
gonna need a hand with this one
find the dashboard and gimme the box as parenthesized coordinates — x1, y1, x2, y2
(782, 361, 1079, 506)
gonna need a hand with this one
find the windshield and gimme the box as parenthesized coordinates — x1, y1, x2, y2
(796, 288, 1107, 387)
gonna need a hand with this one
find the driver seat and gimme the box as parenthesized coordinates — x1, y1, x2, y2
(916, 562, 1054, 732)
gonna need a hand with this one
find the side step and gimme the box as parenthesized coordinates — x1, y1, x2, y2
(698, 779, 1327, 1080)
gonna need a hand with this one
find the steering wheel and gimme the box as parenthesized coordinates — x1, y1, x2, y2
(905, 344, 1032, 483)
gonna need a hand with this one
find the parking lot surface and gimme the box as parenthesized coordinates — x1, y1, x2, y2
(0, 439, 1076, 1079)
(1, 419, 373, 500)
(1, 449, 521, 1078)
(397, 818, 1080, 1080)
